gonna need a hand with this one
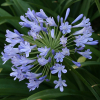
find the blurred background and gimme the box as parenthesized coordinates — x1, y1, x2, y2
(0, 0, 100, 100)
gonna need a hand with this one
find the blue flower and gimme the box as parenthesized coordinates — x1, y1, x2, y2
(26, 75, 46, 91)
(6, 29, 23, 46)
(73, 16, 90, 27)
(61, 47, 70, 56)
(46, 17, 57, 26)
(6, 30, 21, 38)
(85, 40, 98, 45)
(74, 35, 88, 47)
(26, 72, 42, 80)
(36, 9, 48, 19)
(73, 26, 93, 35)
(38, 57, 49, 66)
(25, 8, 36, 21)
(54, 78, 67, 92)
(51, 63, 67, 78)
(38, 46, 50, 57)
(75, 47, 84, 52)
(11, 55, 35, 67)
(21, 65, 33, 72)
(4, 45, 19, 56)
(1, 45, 19, 64)
(19, 41, 36, 57)
(19, 15, 32, 28)
(28, 30, 41, 40)
(10, 67, 26, 81)
(1, 52, 11, 64)
(54, 52, 64, 62)
(60, 36, 67, 47)
(26, 79, 42, 91)
(60, 22, 71, 34)
(72, 61, 81, 67)
(78, 49, 92, 59)
(31, 23, 42, 33)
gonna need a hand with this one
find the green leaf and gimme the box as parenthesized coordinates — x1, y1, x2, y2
(91, 10, 100, 21)
(27, 88, 93, 100)
(0, 96, 27, 100)
(79, 0, 91, 16)
(1, 2, 13, 6)
(81, 61, 100, 67)
(12, 0, 33, 15)
(54, 0, 65, 12)
(95, 0, 100, 13)
(0, 78, 50, 96)
(0, 19, 6, 25)
(78, 68, 100, 96)
(0, 79, 32, 96)
(60, 0, 80, 16)
(0, 57, 12, 73)
(0, 8, 28, 34)
(79, 68, 100, 84)
(64, 60, 100, 100)
(0, 8, 11, 17)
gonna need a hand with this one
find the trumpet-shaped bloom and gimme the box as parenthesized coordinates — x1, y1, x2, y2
(19, 41, 36, 57)
(46, 17, 57, 26)
(38, 46, 50, 57)
(72, 61, 81, 67)
(26, 72, 42, 80)
(78, 49, 92, 59)
(54, 52, 64, 62)
(10, 67, 26, 81)
(60, 22, 71, 34)
(74, 35, 88, 47)
(61, 47, 70, 56)
(60, 36, 67, 47)
(73, 16, 90, 27)
(54, 78, 67, 92)
(51, 63, 67, 78)
(26, 79, 42, 91)
(36, 9, 48, 19)
(38, 57, 48, 66)
(25, 8, 36, 21)
(11, 55, 36, 66)
(73, 26, 94, 35)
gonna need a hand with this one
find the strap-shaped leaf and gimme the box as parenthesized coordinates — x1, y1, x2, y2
(26, 88, 93, 100)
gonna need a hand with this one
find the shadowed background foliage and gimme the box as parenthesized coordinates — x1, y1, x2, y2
(0, 0, 100, 100)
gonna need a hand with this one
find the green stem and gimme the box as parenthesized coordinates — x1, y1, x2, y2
(31, 64, 39, 70)
(67, 44, 75, 47)
(35, 66, 42, 73)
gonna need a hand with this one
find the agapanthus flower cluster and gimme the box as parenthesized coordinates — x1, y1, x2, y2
(1, 8, 98, 92)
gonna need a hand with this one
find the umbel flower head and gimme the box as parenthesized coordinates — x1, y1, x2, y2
(1, 8, 98, 92)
